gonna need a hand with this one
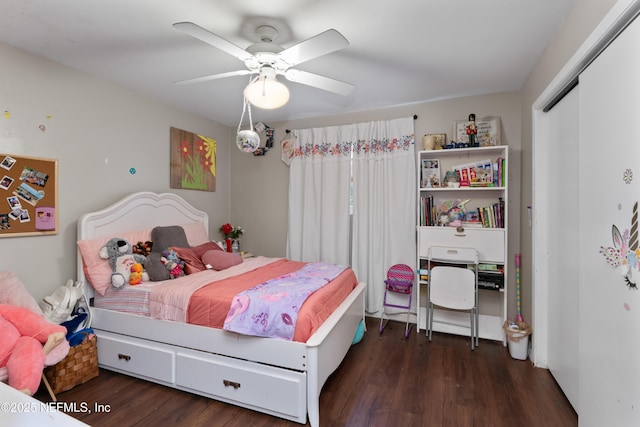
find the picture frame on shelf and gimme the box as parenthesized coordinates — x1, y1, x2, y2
(454, 117, 501, 146)
(421, 159, 440, 188)
(423, 133, 446, 150)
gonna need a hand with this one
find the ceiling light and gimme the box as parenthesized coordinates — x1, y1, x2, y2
(243, 67, 290, 109)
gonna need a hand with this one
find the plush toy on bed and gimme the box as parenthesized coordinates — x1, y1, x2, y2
(129, 263, 144, 285)
(0, 304, 68, 396)
(99, 237, 148, 288)
(132, 240, 153, 257)
(161, 248, 185, 279)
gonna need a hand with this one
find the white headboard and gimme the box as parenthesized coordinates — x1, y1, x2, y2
(76, 192, 208, 297)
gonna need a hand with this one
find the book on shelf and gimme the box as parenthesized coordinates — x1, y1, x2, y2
(493, 157, 506, 187)
(420, 194, 437, 226)
(477, 197, 505, 228)
(478, 265, 505, 290)
(452, 158, 492, 187)
(417, 268, 430, 281)
(447, 157, 506, 187)
(421, 159, 440, 188)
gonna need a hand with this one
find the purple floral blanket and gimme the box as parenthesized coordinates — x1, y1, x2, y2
(223, 262, 347, 340)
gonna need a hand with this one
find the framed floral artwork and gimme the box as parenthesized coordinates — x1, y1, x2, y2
(170, 127, 216, 191)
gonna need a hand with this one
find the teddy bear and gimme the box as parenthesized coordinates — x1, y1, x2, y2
(99, 237, 148, 288)
(0, 304, 68, 395)
(132, 240, 153, 257)
(161, 248, 185, 279)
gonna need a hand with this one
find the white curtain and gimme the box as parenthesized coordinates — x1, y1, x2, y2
(286, 117, 416, 313)
(286, 126, 352, 265)
(350, 118, 416, 313)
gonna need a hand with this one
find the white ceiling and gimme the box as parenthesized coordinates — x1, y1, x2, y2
(0, 0, 576, 127)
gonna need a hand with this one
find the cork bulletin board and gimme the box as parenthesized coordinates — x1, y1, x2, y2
(0, 153, 58, 237)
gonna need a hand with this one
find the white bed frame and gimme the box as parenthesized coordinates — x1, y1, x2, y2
(77, 192, 366, 426)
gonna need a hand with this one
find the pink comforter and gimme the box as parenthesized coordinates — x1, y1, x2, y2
(189, 259, 358, 342)
(148, 256, 280, 321)
(147, 256, 359, 343)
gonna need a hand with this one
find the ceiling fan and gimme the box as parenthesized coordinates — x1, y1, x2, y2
(173, 22, 355, 97)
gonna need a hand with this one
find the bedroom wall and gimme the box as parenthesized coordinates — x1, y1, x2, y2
(0, 41, 233, 302)
(230, 91, 523, 318)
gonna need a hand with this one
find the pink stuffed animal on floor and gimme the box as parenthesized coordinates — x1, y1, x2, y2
(0, 304, 67, 395)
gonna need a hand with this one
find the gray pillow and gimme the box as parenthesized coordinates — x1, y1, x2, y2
(145, 252, 171, 281)
(151, 226, 189, 253)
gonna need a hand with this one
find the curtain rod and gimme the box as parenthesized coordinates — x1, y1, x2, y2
(285, 115, 417, 134)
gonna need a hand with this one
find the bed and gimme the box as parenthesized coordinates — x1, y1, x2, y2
(76, 192, 366, 426)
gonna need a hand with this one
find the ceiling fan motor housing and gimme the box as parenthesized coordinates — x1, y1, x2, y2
(244, 26, 285, 71)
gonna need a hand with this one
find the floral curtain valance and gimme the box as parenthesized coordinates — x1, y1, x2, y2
(282, 117, 415, 165)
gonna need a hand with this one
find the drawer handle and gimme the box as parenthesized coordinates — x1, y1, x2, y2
(118, 353, 131, 361)
(223, 379, 241, 389)
(454, 233, 466, 237)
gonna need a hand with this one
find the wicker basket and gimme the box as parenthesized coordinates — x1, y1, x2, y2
(44, 334, 99, 394)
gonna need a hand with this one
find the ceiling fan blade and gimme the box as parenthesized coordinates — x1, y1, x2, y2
(173, 22, 254, 62)
(174, 69, 251, 85)
(278, 29, 349, 67)
(284, 69, 354, 96)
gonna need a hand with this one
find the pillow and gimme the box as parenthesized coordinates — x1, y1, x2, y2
(77, 228, 152, 296)
(145, 252, 171, 281)
(181, 222, 209, 246)
(201, 250, 242, 271)
(190, 241, 223, 258)
(171, 247, 205, 275)
(173, 242, 223, 274)
(151, 226, 189, 253)
(0, 271, 43, 314)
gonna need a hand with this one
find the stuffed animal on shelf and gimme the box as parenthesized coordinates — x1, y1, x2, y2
(161, 248, 185, 279)
(0, 304, 68, 396)
(129, 263, 144, 285)
(99, 237, 147, 289)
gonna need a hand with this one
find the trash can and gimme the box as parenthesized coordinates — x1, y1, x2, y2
(503, 321, 532, 360)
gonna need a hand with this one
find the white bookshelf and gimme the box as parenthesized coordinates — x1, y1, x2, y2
(416, 146, 508, 342)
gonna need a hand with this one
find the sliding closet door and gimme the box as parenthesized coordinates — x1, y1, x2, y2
(578, 15, 640, 426)
(536, 87, 580, 411)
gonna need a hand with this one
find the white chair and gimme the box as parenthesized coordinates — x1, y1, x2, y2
(426, 246, 479, 350)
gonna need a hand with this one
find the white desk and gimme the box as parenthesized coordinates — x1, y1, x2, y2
(0, 382, 88, 427)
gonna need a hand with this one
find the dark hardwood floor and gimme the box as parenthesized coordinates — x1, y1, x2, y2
(34, 317, 577, 426)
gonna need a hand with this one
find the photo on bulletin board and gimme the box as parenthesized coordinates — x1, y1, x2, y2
(0, 153, 58, 237)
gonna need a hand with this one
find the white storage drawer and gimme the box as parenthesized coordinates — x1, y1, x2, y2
(418, 227, 506, 263)
(176, 349, 306, 421)
(96, 330, 175, 384)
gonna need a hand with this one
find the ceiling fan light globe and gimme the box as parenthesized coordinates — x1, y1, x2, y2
(244, 79, 290, 109)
